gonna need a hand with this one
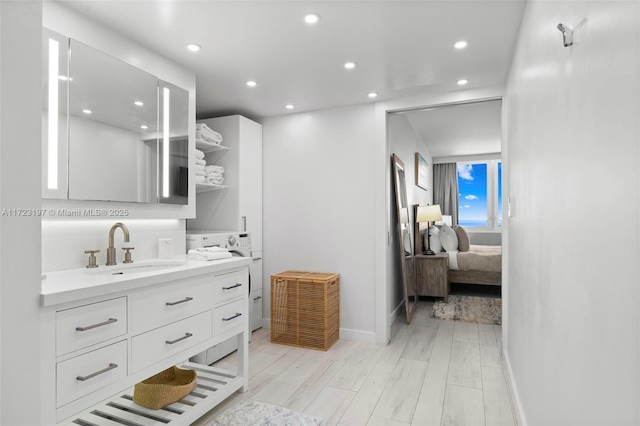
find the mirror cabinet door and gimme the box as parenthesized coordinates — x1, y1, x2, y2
(67, 39, 159, 203)
(158, 80, 189, 205)
(42, 28, 69, 199)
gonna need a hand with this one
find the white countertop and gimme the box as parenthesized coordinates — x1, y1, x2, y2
(41, 254, 252, 307)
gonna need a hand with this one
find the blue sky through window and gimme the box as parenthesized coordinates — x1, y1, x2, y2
(457, 163, 488, 227)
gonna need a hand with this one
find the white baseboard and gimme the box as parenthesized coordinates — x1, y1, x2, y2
(503, 350, 528, 426)
(261, 317, 377, 344)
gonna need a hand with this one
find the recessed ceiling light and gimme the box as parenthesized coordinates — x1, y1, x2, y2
(368, 92, 378, 98)
(82, 109, 92, 114)
(134, 101, 144, 106)
(344, 62, 356, 70)
(246, 80, 257, 88)
(285, 104, 295, 110)
(457, 79, 469, 86)
(140, 125, 148, 130)
(454, 40, 468, 49)
(186, 43, 202, 52)
(304, 13, 321, 24)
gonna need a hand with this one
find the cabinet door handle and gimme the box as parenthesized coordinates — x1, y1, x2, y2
(76, 363, 118, 381)
(165, 297, 193, 306)
(76, 318, 118, 332)
(253, 296, 262, 301)
(165, 333, 193, 345)
(222, 283, 242, 290)
(222, 313, 242, 322)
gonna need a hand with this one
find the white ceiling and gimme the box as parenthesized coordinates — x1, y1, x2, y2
(56, 1, 526, 121)
(403, 98, 503, 158)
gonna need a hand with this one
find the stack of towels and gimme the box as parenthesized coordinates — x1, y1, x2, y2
(188, 247, 232, 261)
(205, 165, 224, 185)
(195, 123, 223, 148)
(194, 150, 225, 186)
(194, 149, 207, 185)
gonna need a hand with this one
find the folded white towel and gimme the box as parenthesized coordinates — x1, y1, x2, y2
(195, 158, 206, 166)
(195, 149, 205, 160)
(196, 247, 229, 253)
(205, 165, 224, 173)
(195, 169, 207, 177)
(209, 177, 224, 185)
(196, 123, 223, 142)
(188, 249, 232, 261)
(194, 163, 206, 171)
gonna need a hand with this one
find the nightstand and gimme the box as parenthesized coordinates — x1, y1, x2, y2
(415, 253, 449, 302)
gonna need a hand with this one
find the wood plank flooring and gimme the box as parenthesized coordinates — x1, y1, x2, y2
(193, 301, 518, 426)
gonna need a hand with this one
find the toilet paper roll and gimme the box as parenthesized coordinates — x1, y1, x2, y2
(158, 238, 173, 259)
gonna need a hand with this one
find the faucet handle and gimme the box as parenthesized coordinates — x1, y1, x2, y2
(84, 249, 100, 268)
(122, 247, 135, 264)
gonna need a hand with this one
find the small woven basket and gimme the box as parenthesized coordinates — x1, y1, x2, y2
(133, 366, 197, 409)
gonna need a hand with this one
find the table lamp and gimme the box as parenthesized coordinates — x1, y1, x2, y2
(416, 204, 443, 255)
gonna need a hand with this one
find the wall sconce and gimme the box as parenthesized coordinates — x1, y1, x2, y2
(557, 23, 574, 47)
(416, 204, 442, 255)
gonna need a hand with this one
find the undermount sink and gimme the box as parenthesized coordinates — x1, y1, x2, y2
(88, 260, 186, 276)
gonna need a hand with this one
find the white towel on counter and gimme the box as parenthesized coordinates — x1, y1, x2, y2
(195, 158, 206, 166)
(188, 249, 232, 261)
(195, 149, 205, 160)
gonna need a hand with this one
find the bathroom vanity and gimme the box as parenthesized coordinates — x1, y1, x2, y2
(40, 256, 251, 425)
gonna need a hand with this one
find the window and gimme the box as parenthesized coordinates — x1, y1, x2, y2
(457, 160, 502, 230)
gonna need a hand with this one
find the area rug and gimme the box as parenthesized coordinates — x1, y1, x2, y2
(210, 400, 323, 426)
(431, 295, 502, 325)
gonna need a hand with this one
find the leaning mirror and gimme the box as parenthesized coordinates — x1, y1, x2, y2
(392, 153, 418, 324)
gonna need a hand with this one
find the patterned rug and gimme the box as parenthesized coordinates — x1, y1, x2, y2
(431, 295, 502, 325)
(210, 400, 323, 426)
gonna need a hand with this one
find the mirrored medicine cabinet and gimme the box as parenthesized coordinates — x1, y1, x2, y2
(42, 28, 189, 205)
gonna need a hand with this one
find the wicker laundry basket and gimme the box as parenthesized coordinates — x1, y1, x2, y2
(270, 271, 339, 351)
(133, 366, 197, 409)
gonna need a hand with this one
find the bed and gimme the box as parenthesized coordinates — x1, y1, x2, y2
(415, 221, 502, 289)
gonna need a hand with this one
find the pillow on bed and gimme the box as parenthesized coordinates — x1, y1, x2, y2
(454, 225, 470, 252)
(439, 223, 458, 252)
(425, 226, 442, 253)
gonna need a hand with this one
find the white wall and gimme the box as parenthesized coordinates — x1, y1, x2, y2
(503, 1, 639, 424)
(262, 104, 378, 342)
(388, 113, 433, 315)
(0, 1, 43, 423)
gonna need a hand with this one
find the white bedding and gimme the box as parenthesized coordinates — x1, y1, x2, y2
(447, 245, 501, 272)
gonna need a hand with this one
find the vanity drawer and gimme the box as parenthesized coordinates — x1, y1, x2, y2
(56, 297, 127, 356)
(56, 340, 127, 408)
(130, 275, 214, 332)
(131, 311, 212, 373)
(214, 270, 247, 305)
(214, 299, 245, 337)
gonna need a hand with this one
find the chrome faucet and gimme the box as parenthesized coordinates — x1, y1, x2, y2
(106, 222, 130, 266)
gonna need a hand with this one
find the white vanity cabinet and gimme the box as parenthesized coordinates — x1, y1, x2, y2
(40, 257, 251, 425)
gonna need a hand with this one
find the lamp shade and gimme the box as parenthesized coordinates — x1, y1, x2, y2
(416, 204, 442, 223)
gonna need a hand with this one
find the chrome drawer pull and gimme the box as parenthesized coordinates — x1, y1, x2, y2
(165, 332, 193, 345)
(253, 296, 262, 301)
(76, 363, 118, 381)
(165, 297, 193, 306)
(76, 318, 118, 332)
(222, 313, 242, 322)
(222, 283, 242, 290)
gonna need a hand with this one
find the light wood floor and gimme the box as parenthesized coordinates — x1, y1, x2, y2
(194, 300, 519, 426)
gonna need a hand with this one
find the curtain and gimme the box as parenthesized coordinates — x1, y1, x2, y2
(433, 163, 458, 225)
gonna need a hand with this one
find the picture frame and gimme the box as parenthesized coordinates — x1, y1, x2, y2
(415, 152, 428, 190)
